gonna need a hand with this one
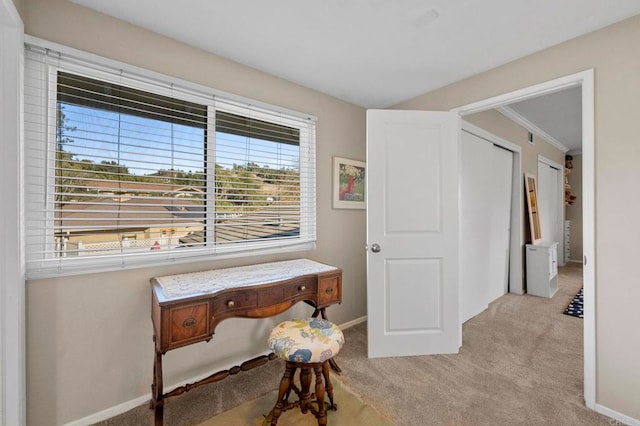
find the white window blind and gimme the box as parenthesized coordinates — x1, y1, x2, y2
(24, 45, 316, 278)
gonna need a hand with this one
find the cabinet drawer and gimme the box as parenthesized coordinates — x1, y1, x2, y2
(283, 280, 316, 299)
(318, 275, 341, 306)
(212, 291, 258, 313)
(169, 302, 209, 345)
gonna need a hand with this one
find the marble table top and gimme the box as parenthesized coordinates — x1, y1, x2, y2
(154, 258, 339, 299)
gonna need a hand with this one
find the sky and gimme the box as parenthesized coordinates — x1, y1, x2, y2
(60, 103, 300, 176)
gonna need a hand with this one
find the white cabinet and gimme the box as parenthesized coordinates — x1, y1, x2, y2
(526, 241, 558, 298)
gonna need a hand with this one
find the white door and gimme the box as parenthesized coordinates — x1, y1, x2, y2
(366, 109, 460, 357)
(537, 162, 561, 244)
(460, 132, 492, 322)
(460, 131, 513, 323)
(487, 146, 513, 302)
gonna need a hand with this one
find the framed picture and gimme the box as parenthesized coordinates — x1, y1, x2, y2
(524, 173, 542, 243)
(333, 156, 366, 209)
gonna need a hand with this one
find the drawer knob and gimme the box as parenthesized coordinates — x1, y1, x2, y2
(182, 317, 197, 329)
(299, 285, 306, 291)
(227, 300, 235, 308)
(326, 287, 333, 294)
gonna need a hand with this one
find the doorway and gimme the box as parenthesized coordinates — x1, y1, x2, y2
(366, 69, 594, 407)
(452, 70, 595, 409)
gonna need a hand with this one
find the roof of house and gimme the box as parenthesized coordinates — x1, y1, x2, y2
(55, 196, 204, 232)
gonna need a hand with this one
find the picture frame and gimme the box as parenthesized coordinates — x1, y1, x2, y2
(333, 156, 366, 209)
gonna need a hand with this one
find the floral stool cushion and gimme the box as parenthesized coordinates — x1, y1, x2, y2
(268, 318, 344, 363)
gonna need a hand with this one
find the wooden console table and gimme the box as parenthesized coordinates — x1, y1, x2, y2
(150, 259, 343, 425)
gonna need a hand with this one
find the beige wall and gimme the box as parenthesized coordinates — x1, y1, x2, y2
(465, 110, 564, 176)
(23, 0, 366, 424)
(395, 15, 640, 420)
(566, 154, 583, 260)
(10, 0, 23, 19)
(21, 0, 640, 423)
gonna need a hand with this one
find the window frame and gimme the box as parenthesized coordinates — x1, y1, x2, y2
(24, 37, 317, 279)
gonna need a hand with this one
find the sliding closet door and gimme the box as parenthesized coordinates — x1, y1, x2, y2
(486, 147, 513, 302)
(460, 132, 492, 323)
(537, 162, 561, 244)
(460, 131, 513, 323)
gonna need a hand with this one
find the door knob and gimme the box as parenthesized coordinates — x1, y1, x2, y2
(370, 243, 381, 253)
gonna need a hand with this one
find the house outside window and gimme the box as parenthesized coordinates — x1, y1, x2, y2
(24, 45, 316, 278)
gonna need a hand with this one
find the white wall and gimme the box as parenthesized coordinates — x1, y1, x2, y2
(22, 0, 367, 424)
(394, 15, 640, 421)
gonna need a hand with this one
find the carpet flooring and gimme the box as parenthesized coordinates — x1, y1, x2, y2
(335, 263, 612, 425)
(194, 376, 393, 426)
(96, 263, 614, 425)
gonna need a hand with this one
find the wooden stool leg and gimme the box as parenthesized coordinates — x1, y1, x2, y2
(270, 363, 295, 425)
(313, 365, 327, 426)
(322, 361, 337, 410)
(299, 367, 313, 414)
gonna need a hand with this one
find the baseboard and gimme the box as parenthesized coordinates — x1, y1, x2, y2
(595, 403, 640, 426)
(568, 259, 583, 264)
(339, 315, 367, 330)
(62, 315, 369, 426)
(61, 393, 151, 426)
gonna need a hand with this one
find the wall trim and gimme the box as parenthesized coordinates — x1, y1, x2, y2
(338, 315, 367, 330)
(62, 315, 368, 425)
(462, 120, 522, 153)
(537, 154, 563, 170)
(61, 394, 150, 426)
(497, 105, 570, 153)
(595, 404, 640, 426)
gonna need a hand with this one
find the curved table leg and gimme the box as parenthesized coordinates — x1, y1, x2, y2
(151, 335, 164, 426)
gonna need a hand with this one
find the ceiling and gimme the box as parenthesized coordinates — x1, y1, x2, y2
(71, 0, 640, 109)
(70, 1, 638, 152)
(505, 87, 582, 152)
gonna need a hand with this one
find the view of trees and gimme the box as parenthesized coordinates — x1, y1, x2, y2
(55, 103, 300, 213)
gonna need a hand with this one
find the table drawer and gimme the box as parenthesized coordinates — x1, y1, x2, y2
(212, 291, 258, 313)
(318, 274, 341, 306)
(283, 280, 316, 299)
(169, 302, 209, 345)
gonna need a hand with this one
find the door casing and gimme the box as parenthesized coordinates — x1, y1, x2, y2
(451, 69, 595, 409)
(0, 0, 25, 424)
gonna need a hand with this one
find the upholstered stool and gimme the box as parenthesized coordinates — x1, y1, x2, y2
(267, 318, 345, 425)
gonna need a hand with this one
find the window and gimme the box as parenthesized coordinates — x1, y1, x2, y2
(24, 45, 316, 278)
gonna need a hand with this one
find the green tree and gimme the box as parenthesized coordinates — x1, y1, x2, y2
(55, 103, 79, 205)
